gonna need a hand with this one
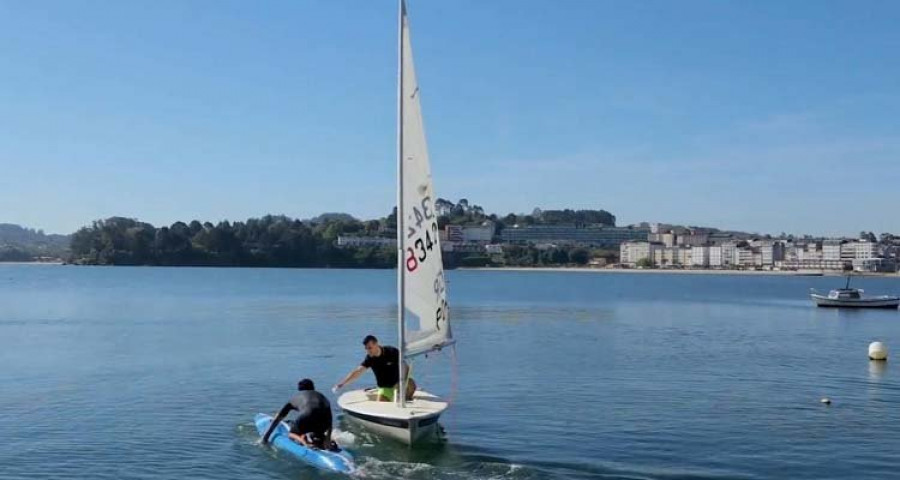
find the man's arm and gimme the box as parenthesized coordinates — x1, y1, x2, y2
(262, 403, 293, 444)
(335, 365, 367, 390)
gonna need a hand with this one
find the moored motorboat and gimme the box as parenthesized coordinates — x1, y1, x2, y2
(810, 276, 900, 309)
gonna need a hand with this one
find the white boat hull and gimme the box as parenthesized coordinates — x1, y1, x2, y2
(810, 294, 900, 309)
(337, 389, 447, 444)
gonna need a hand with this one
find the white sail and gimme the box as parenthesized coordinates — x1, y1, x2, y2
(399, 0, 452, 357)
(337, 0, 451, 437)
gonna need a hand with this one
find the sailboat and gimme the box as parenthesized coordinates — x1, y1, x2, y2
(336, 0, 455, 445)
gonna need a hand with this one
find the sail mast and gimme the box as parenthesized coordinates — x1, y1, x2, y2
(396, 0, 407, 409)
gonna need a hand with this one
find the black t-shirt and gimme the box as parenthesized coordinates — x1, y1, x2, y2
(288, 390, 332, 432)
(361, 345, 401, 388)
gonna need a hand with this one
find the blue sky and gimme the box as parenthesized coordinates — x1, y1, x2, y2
(1, 0, 898, 236)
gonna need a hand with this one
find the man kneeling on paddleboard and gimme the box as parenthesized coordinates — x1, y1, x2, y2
(262, 378, 337, 450)
(333, 335, 417, 402)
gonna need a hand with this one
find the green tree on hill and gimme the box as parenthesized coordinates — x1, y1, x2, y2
(67, 199, 623, 269)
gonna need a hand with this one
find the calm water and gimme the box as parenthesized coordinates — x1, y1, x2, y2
(2, 266, 900, 479)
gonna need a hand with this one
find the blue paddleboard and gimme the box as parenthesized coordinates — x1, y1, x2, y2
(254, 413, 356, 474)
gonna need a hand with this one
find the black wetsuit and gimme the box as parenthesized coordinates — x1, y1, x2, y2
(286, 390, 333, 436)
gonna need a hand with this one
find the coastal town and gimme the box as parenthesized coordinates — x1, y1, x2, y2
(4, 2, 900, 479)
(337, 207, 900, 273)
(619, 228, 897, 273)
(3, 203, 898, 273)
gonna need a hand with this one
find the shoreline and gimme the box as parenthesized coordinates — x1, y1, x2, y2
(3, 262, 898, 278)
(459, 267, 900, 277)
(0, 261, 65, 266)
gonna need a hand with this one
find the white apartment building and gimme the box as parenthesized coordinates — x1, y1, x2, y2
(691, 246, 710, 267)
(757, 242, 785, 266)
(783, 243, 799, 263)
(735, 247, 756, 267)
(797, 243, 823, 261)
(720, 242, 738, 266)
(760, 245, 774, 266)
(839, 242, 857, 262)
(462, 223, 495, 243)
(845, 241, 877, 260)
(709, 246, 724, 267)
(677, 247, 692, 266)
(620, 241, 658, 266)
(823, 241, 843, 261)
(647, 232, 677, 247)
(846, 241, 886, 271)
(652, 246, 691, 266)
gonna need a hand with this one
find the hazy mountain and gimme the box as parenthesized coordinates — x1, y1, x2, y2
(0, 224, 70, 261)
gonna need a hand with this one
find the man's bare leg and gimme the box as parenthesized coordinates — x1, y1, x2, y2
(406, 378, 417, 401)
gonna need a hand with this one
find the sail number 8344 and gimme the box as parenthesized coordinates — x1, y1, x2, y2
(405, 196, 437, 272)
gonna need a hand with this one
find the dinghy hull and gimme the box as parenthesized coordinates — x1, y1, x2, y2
(337, 389, 447, 444)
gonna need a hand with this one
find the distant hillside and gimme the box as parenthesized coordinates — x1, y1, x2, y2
(0, 224, 70, 261)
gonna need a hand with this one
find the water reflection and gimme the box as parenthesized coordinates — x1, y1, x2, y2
(868, 360, 887, 382)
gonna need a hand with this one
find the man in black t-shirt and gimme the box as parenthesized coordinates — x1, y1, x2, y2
(333, 335, 417, 402)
